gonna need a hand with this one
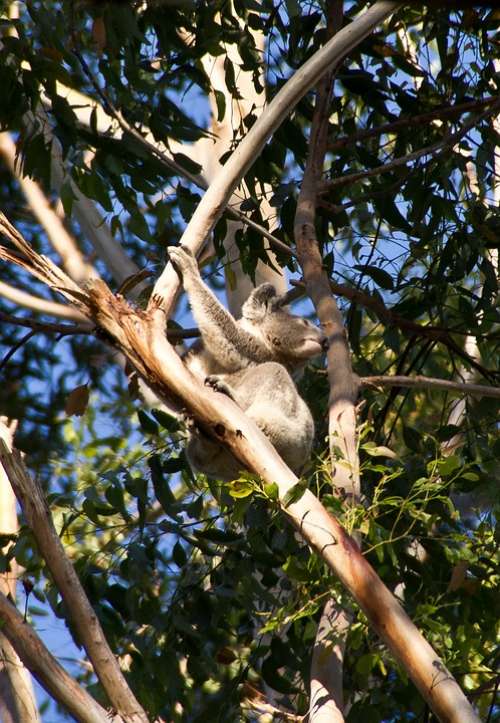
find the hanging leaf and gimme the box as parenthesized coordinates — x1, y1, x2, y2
(64, 384, 89, 417)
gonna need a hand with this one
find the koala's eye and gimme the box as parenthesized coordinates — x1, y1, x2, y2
(273, 337, 281, 346)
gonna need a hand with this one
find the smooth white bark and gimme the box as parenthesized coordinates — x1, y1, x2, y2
(151, 1, 403, 314)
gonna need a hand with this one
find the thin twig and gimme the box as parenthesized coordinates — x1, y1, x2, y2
(290, 279, 499, 380)
(0, 309, 199, 341)
(0, 310, 93, 335)
(0, 330, 35, 372)
(328, 96, 498, 151)
(321, 97, 500, 191)
(361, 374, 500, 399)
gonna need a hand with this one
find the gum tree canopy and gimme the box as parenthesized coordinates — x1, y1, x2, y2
(0, 2, 498, 722)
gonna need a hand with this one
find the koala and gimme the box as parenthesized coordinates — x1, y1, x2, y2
(167, 246, 327, 481)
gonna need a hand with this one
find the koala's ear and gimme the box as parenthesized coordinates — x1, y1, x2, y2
(242, 283, 277, 320)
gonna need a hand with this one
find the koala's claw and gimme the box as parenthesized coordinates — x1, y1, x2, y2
(205, 375, 236, 400)
(167, 246, 199, 276)
(180, 411, 196, 429)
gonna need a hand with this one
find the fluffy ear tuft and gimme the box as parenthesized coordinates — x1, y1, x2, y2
(242, 283, 277, 320)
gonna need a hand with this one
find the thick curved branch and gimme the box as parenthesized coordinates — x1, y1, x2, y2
(0, 442, 149, 723)
(150, 1, 404, 315)
(98, 284, 479, 723)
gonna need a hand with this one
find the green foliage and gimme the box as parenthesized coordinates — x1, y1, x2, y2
(0, 1, 498, 721)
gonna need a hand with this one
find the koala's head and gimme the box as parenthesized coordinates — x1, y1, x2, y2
(242, 283, 327, 367)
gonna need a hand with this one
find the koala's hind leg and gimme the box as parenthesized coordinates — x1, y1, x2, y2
(185, 427, 244, 482)
(237, 363, 315, 474)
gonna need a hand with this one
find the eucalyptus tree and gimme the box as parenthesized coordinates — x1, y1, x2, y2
(0, 2, 498, 721)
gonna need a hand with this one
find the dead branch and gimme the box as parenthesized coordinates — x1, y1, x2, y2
(0, 214, 481, 722)
(0, 442, 149, 723)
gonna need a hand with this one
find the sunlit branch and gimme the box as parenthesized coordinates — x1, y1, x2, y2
(0, 280, 88, 321)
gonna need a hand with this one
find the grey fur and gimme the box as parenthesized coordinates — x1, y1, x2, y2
(167, 246, 326, 481)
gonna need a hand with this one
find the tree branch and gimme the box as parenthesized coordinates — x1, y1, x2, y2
(23, 106, 139, 284)
(0, 310, 93, 335)
(0, 590, 110, 723)
(292, 2, 355, 718)
(321, 96, 500, 191)
(96, 277, 480, 723)
(0, 309, 197, 342)
(0, 441, 149, 723)
(290, 279, 499, 380)
(0, 418, 40, 723)
(0, 132, 96, 283)
(328, 95, 498, 152)
(0, 280, 89, 322)
(360, 374, 500, 399)
(150, 1, 404, 315)
(62, 64, 294, 263)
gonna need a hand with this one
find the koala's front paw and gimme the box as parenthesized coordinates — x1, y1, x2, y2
(205, 375, 236, 400)
(167, 246, 199, 278)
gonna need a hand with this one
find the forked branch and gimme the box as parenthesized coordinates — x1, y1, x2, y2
(0, 425, 148, 723)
